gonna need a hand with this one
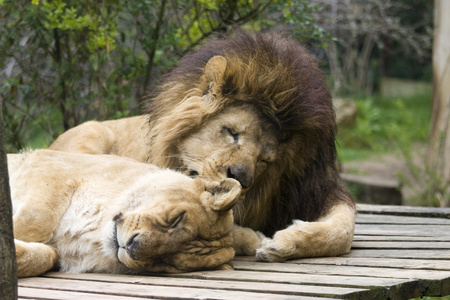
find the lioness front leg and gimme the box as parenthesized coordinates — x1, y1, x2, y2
(256, 202, 355, 262)
(13, 178, 77, 243)
(232, 224, 266, 255)
(15, 239, 59, 277)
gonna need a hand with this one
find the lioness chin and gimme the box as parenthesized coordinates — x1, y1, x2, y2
(50, 29, 356, 261)
(9, 150, 241, 277)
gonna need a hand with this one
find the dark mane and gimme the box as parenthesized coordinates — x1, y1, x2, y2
(145, 29, 354, 236)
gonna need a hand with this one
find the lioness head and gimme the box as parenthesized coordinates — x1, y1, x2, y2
(110, 176, 241, 273)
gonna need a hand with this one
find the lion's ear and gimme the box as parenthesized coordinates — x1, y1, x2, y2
(205, 55, 227, 85)
(204, 178, 241, 212)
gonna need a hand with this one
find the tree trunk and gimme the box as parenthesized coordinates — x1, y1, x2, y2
(430, 0, 450, 205)
(0, 101, 18, 299)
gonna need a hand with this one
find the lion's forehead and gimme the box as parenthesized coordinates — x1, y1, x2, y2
(182, 106, 280, 158)
(208, 105, 280, 142)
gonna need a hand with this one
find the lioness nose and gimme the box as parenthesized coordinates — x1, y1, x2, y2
(227, 165, 253, 189)
(125, 233, 140, 260)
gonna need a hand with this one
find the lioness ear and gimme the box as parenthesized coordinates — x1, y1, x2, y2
(205, 178, 241, 212)
(205, 55, 227, 85)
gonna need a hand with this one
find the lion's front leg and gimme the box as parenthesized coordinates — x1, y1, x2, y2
(15, 239, 59, 277)
(232, 224, 266, 256)
(13, 206, 59, 243)
(256, 202, 355, 262)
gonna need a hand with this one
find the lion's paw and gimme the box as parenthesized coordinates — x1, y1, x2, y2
(232, 225, 266, 256)
(15, 240, 28, 261)
(15, 239, 58, 277)
(256, 234, 297, 262)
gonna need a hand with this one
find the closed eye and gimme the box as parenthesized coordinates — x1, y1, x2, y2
(224, 127, 239, 143)
(188, 170, 199, 178)
(169, 212, 185, 229)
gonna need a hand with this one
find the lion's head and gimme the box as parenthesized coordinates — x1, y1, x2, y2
(144, 30, 353, 236)
(109, 176, 241, 273)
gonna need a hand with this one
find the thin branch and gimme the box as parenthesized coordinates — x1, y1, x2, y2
(141, 0, 168, 100)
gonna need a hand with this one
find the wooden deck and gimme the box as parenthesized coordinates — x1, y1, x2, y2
(18, 204, 450, 300)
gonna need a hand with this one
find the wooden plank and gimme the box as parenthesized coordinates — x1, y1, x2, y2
(234, 255, 450, 270)
(345, 249, 450, 260)
(233, 261, 450, 281)
(43, 272, 371, 299)
(351, 241, 450, 249)
(353, 235, 450, 242)
(356, 214, 450, 225)
(18, 287, 143, 300)
(357, 204, 450, 218)
(18, 277, 310, 300)
(233, 260, 450, 296)
(355, 224, 450, 237)
(170, 269, 419, 299)
(283, 257, 450, 271)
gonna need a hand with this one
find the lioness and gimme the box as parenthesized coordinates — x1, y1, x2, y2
(50, 30, 356, 261)
(9, 150, 241, 277)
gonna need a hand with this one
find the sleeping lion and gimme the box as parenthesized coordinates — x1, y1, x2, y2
(50, 30, 356, 261)
(8, 150, 241, 277)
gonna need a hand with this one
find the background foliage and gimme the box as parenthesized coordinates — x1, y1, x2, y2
(1, 0, 432, 153)
(1, 0, 328, 152)
(311, 0, 433, 95)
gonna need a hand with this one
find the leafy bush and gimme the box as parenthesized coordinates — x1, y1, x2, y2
(337, 93, 431, 162)
(1, 0, 329, 152)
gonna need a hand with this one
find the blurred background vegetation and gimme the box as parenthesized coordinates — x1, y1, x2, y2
(1, 0, 331, 150)
(2, 0, 443, 205)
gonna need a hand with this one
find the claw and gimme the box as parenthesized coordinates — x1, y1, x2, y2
(255, 237, 289, 262)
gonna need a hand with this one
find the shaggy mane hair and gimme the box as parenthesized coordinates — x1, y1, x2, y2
(144, 29, 354, 236)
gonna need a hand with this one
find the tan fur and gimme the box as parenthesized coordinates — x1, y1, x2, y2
(50, 115, 149, 161)
(9, 150, 241, 277)
(257, 202, 355, 261)
(50, 30, 356, 261)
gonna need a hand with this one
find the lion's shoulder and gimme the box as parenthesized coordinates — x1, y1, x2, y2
(49, 115, 149, 162)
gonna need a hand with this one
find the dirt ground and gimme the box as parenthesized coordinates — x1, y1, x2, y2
(341, 151, 426, 205)
(342, 153, 407, 181)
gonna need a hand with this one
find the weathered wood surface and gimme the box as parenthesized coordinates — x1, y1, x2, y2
(18, 204, 450, 300)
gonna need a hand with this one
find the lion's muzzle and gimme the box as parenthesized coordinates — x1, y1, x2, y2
(227, 164, 253, 188)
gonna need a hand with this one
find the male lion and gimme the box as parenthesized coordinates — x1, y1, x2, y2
(8, 150, 241, 277)
(50, 30, 356, 261)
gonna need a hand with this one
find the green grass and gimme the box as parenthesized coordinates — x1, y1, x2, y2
(336, 92, 432, 163)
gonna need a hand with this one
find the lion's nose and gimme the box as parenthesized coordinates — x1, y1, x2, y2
(227, 165, 253, 189)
